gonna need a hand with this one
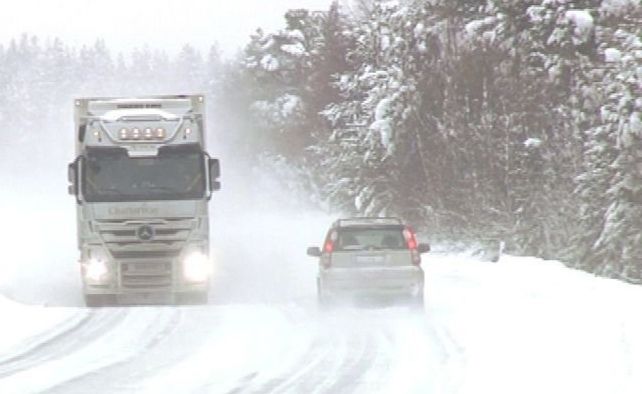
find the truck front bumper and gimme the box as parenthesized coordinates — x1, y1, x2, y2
(82, 258, 210, 304)
(84, 282, 209, 305)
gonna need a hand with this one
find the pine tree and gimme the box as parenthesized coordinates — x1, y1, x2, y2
(578, 2, 642, 280)
(173, 44, 205, 93)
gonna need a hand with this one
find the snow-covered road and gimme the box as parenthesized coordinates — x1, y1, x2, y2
(1, 193, 642, 393)
(1, 251, 642, 394)
(0, 299, 449, 393)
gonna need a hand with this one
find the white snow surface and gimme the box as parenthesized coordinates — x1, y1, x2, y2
(565, 10, 594, 45)
(1, 186, 642, 393)
(280, 42, 307, 57)
(605, 47, 623, 63)
(464, 17, 496, 37)
(260, 54, 280, 71)
(600, 0, 640, 17)
(286, 29, 305, 42)
(524, 137, 543, 148)
(464, 19, 485, 36)
(526, 5, 545, 24)
(371, 97, 393, 148)
(413, 22, 425, 38)
(277, 94, 302, 118)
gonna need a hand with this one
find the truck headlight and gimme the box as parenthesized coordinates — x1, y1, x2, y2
(85, 258, 109, 282)
(182, 252, 211, 282)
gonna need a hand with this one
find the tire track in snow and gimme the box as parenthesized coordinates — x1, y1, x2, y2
(43, 307, 185, 394)
(253, 336, 338, 393)
(0, 310, 92, 369)
(221, 310, 407, 394)
(0, 308, 128, 379)
(196, 308, 340, 394)
(421, 304, 471, 394)
(313, 329, 380, 394)
(225, 372, 259, 394)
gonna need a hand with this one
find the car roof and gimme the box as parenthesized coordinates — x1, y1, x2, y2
(333, 217, 404, 228)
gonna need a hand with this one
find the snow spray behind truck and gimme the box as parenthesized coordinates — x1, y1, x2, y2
(67, 95, 221, 306)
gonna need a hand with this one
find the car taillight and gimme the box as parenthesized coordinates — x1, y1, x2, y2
(403, 227, 418, 249)
(323, 239, 334, 253)
(403, 226, 421, 265)
(321, 236, 334, 268)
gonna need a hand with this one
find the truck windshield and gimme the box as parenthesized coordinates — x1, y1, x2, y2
(82, 145, 206, 202)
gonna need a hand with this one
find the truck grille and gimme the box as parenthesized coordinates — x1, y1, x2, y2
(94, 218, 196, 246)
(93, 218, 198, 289)
(110, 249, 181, 260)
(121, 262, 172, 289)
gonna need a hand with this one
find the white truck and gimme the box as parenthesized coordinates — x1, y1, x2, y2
(67, 95, 221, 306)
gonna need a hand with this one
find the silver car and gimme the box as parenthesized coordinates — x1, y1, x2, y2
(307, 217, 430, 307)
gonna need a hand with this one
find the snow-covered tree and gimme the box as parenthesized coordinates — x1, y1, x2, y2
(576, 1, 642, 280)
(233, 2, 355, 209)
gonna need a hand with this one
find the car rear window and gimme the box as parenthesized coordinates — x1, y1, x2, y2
(335, 227, 405, 251)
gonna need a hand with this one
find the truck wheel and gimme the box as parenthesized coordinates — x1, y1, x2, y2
(176, 291, 209, 305)
(84, 294, 113, 308)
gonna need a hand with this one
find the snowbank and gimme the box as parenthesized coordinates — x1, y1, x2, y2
(427, 252, 642, 394)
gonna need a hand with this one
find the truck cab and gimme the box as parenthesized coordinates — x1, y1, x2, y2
(67, 95, 220, 306)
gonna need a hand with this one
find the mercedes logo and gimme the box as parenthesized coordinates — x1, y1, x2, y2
(136, 225, 155, 241)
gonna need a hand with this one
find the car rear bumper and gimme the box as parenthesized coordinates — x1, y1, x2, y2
(319, 266, 424, 298)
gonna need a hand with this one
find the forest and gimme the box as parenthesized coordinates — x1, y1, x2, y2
(0, 0, 640, 282)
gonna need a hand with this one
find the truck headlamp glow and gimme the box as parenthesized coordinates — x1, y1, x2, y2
(182, 252, 211, 282)
(85, 258, 109, 282)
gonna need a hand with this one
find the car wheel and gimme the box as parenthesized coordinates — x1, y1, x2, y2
(317, 281, 331, 309)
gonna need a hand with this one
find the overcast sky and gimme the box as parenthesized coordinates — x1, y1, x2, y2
(0, 0, 338, 57)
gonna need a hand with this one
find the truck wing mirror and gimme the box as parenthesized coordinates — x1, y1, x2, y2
(209, 158, 220, 179)
(68, 157, 83, 204)
(68, 161, 77, 195)
(208, 158, 221, 192)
